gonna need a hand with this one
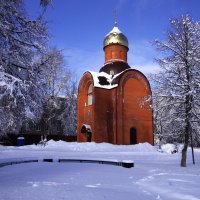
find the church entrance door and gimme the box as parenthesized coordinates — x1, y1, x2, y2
(87, 131, 92, 142)
(130, 128, 137, 144)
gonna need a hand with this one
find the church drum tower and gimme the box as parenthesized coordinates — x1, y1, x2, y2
(77, 23, 154, 145)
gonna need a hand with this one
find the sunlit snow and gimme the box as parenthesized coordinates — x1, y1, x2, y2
(0, 141, 200, 200)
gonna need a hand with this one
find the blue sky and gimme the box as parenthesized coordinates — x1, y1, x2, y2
(25, 0, 200, 78)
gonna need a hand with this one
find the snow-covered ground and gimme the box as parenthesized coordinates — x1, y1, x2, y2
(0, 141, 200, 200)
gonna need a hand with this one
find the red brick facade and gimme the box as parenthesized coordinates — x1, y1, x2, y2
(77, 25, 154, 145)
(104, 44, 128, 63)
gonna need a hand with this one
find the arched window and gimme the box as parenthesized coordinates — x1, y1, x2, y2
(88, 84, 93, 105)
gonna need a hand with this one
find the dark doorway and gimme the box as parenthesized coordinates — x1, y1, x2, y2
(130, 128, 137, 144)
(87, 131, 92, 142)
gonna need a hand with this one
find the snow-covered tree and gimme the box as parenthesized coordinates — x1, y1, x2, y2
(40, 0, 52, 8)
(0, 0, 48, 138)
(152, 15, 200, 167)
(60, 79, 77, 135)
(0, 0, 78, 141)
(42, 78, 77, 136)
(0, 66, 46, 137)
(0, 0, 48, 78)
(37, 48, 77, 136)
(40, 48, 70, 97)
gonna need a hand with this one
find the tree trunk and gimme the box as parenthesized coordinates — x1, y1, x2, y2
(181, 144, 188, 167)
(181, 93, 190, 167)
(180, 23, 192, 167)
(181, 94, 190, 167)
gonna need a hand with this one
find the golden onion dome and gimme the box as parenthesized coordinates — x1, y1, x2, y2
(103, 24, 128, 48)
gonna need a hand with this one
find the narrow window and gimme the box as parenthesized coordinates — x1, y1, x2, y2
(87, 110, 91, 122)
(111, 51, 115, 58)
(88, 84, 93, 105)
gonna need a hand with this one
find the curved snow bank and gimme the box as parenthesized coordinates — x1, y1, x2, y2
(161, 144, 177, 154)
(161, 143, 183, 154)
(41, 140, 157, 153)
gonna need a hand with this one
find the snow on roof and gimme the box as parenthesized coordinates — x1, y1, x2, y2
(88, 68, 131, 90)
(89, 71, 118, 89)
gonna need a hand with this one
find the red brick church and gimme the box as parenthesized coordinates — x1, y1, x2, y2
(77, 22, 154, 145)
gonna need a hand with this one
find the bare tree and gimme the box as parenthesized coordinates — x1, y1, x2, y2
(39, 47, 77, 136)
(40, 0, 52, 8)
(152, 15, 200, 167)
(40, 48, 71, 97)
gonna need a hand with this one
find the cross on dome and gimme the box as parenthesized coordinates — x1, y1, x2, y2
(114, 7, 118, 27)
